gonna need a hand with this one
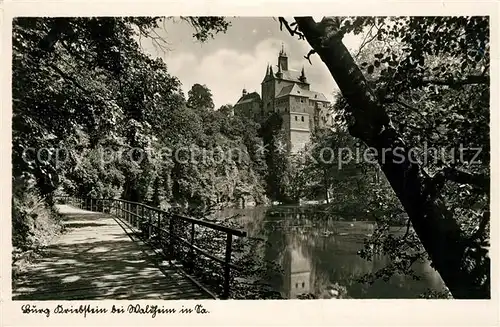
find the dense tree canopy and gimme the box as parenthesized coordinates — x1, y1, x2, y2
(12, 17, 267, 248)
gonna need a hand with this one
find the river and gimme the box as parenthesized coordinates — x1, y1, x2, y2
(217, 205, 446, 299)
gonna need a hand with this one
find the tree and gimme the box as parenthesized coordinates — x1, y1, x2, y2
(186, 83, 215, 110)
(278, 16, 490, 298)
(218, 104, 234, 116)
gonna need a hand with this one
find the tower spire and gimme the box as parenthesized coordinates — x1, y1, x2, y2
(280, 42, 286, 56)
(299, 65, 307, 82)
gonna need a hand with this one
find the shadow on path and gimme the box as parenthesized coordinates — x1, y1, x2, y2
(12, 205, 211, 300)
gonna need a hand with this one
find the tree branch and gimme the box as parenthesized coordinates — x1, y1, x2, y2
(388, 99, 438, 131)
(48, 63, 118, 103)
(430, 167, 489, 193)
(304, 49, 317, 64)
(49, 63, 90, 95)
(355, 22, 381, 58)
(278, 17, 305, 40)
(442, 167, 489, 191)
(417, 75, 489, 87)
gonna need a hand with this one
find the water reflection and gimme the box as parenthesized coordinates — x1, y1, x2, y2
(283, 239, 312, 298)
(218, 206, 446, 299)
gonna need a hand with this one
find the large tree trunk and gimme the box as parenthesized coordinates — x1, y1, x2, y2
(294, 17, 489, 299)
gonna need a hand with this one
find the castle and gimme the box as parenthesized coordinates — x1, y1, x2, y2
(234, 45, 332, 153)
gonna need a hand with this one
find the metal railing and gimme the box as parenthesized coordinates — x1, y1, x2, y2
(56, 196, 247, 299)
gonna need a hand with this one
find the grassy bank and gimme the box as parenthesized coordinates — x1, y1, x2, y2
(12, 178, 64, 281)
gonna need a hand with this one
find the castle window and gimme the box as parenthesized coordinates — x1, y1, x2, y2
(302, 282, 305, 288)
(301, 116, 304, 122)
(295, 116, 298, 121)
(295, 283, 298, 288)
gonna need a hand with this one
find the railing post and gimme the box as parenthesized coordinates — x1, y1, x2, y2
(136, 205, 140, 229)
(142, 206, 145, 236)
(132, 203, 135, 226)
(90, 198, 93, 211)
(131, 203, 134, 225)
(222, 233, 233, 299)
(157, 212, 162, 243)
(189, 223, 195, 270)
(169, 215, 175, 257)
(148, 210, 152, 239)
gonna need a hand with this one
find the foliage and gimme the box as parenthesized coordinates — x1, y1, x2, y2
(304, 16, 490, 296)
(12, 17, 264, 250)
(187, 83, 215, 110)
(12, 173, 63, 250)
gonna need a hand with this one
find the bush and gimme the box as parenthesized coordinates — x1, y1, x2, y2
(12, 174, 63, 251)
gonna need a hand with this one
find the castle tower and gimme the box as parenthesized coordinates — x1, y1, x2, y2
(278, 43, 288, 71)
(261, 62, 275, 115)
(256, 47, 330, 153)
(276, 60, 283, 79)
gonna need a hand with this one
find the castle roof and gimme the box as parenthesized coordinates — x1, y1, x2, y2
(235, 91, 261, 105)
(262, 66, 311, 85)
(281, 69, 301, 82)
(276, 84, 329, 102)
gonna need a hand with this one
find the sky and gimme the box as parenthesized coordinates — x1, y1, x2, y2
(139, 17, 364, 109)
